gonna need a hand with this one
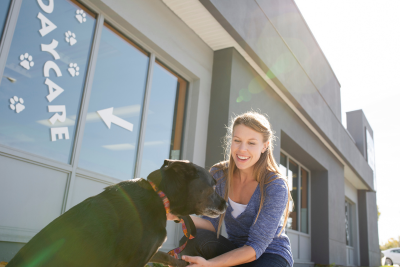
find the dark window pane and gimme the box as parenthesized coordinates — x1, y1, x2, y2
(287, 159, 298, 230)
(139, 61, 187, 178)
(0, 0, 11, 39)
(78, 23, 149, 180)
(345, 200, 352, 246)
(279, 153, 288, 189)
(0, 0, 96, 163)
(300, 167, 308, 233)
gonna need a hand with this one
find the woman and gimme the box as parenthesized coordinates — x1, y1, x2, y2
(171, 111, 293, 267)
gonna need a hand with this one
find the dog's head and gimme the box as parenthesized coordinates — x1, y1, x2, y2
(147, 159, 227, 218)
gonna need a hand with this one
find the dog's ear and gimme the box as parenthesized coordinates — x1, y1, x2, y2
(161, 160, 194, 178)
(161, 159, 170, 169)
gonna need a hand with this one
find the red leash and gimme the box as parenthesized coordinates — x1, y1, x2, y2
(148, 181, 195, 259)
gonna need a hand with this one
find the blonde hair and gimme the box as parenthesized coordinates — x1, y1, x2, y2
(212, 111, 292, 237)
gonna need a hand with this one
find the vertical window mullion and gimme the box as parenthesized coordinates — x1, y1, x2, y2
(0, 0, 22, 87)
(70, 14, 104, 168)
(297, 164, 301, 233)
(63, 14, 104, 213)
(134, 53, 156, 178)
(308, 171, 311, 235)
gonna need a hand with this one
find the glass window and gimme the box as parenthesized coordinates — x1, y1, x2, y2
(300, 167, 309, 233)
(345, 200, 352, 246)
(78, 23, 149, 180)
(0, 0, 11, 40)
(281, 152, 310, 233)
(139, 61, 187, 178)
(287, 159, 298, 230)
(0, 0, 96, 163)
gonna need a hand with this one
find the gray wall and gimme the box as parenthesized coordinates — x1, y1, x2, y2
(346, 110, 374, 160)
(358, 191, 381, 266)
(205, 48, 233, 169)
(200, 0, 374, 190)
(255, 0, 341, 122)
(206, 47, 350, 265)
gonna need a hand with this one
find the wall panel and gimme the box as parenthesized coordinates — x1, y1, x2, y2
(0, 155, 68, 242)
(69, 176, 111, 208)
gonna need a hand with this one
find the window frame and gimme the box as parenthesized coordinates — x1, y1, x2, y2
(345, 197, 356, 248)
(0, 0, 191, 213)
(280, 149, 311, 236)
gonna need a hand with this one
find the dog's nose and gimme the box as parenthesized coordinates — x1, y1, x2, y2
(219, 200, 228, 211)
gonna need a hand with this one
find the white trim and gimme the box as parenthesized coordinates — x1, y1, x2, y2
(0, 226, 37, 243)
(0, 143, 72, 173)
(280, 150, 311, 235)
(286, 229, 310, 238)
(281, 149, 311, 173)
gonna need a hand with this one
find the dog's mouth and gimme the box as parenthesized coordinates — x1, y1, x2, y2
(198, 206, 227, 218)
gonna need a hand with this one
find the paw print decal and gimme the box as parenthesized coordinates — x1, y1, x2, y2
(65, 31, 77, 46)
(75, 9, 87, 23)
(68, 63, 80, 77)
(9, 96, 25, 113)
(19, 53, 34, 70)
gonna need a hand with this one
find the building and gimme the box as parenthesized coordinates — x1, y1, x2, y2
(0, 0, 380, 266)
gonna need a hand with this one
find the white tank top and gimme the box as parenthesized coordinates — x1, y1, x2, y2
(229, 197, 248, 218)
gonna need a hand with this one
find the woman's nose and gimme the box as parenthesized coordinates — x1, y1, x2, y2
(239, 143, 247, 151)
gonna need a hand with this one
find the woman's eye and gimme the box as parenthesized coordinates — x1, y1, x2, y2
(249, 142, 255, 145)
(234, 140, 240, 143)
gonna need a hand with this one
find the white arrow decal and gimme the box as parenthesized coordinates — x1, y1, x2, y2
(97, 107, 133, 131)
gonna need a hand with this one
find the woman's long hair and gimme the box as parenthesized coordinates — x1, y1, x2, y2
(213, 111, 292, 237)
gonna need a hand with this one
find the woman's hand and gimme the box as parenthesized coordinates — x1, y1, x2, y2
(182, 255, 212, 266)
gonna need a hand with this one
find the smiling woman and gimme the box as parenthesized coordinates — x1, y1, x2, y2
(179, 111, 293, 267)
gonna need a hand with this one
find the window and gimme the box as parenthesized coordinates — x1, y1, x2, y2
(0, 0, 189, 179)
(345, 200, 353, 246)
(0, 0, 11, 40)
(139, 61, 187, 178)
(0, 0, 96, 163)
(78, 23, 149, 180)
(300, 167, 309, 233)
(78, 25, 188, 180)
(280, 151, 310, 234)
(288, 159, 298, 230)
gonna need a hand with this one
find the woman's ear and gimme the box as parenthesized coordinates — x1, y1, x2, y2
(262, 141, 270, 153)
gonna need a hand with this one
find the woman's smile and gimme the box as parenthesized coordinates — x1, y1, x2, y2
(236, 154, 250, 161)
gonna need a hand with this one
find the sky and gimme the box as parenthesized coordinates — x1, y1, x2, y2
(294, 0, 400, 245)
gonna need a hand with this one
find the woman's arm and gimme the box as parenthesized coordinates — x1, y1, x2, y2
(182, 245, 256, 267)
(190, 215, 216, 232)
(166, 214, 216, 233)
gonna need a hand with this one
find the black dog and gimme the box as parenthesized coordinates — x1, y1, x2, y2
(7, 160, 227, 267)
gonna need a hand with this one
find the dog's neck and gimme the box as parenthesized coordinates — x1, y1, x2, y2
(147, 169, 163, 187)
(148, 180, 170, 215)
(147, 169, 187, 216)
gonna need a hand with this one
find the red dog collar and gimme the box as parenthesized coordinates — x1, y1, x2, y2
(148, 181, 170, 214)
(148, 180, 194, 259)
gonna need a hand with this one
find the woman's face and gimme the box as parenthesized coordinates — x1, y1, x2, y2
(231, 124, 268, 172)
